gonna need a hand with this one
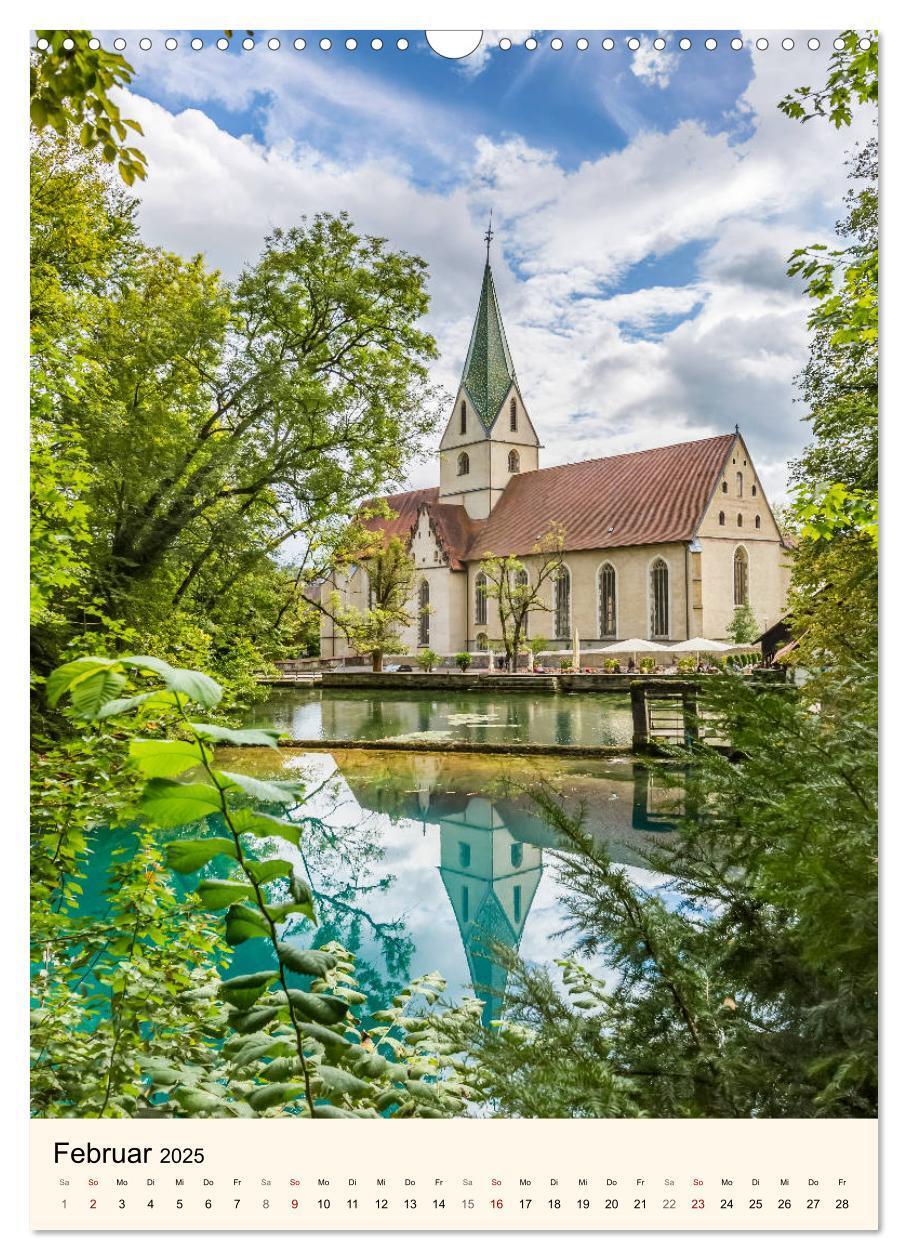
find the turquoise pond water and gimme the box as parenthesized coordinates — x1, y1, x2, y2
(247, 686, 634, 747)
(84, 734, 685, 1025)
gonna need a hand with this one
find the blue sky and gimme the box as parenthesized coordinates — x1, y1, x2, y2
(108, 29, 876, 499)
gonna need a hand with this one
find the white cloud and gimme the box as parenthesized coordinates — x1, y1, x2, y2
(116, 36, 875, 503)
(630, 33, 681, 89)
(457, 30, 535, 77)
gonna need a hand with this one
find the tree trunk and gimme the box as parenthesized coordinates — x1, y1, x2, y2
(372, 650, 382, 672)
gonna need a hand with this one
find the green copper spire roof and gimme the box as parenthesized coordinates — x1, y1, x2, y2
(460, 261, 517, 428)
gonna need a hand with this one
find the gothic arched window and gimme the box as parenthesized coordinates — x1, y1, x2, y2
(719, 511, 726, 526)
(474, 572, 487, 624)
(734, 546, 748, 607)
(751, 484, 757, 496)
(736, 471, 744, 497)
(510, 398, 518, 431)
(722, 480, 728, 494)
(508, 449, 520, 473)
(737, 512, 743, 527)
(418, 579, 430, 645)
(599, 563, 617, 637)
(755, 514, 761, 530)
(457, 451, 470, 476)
(650, 558, 669, 638)
(459, 400, 467, 434)
(553, 565, 571, 639)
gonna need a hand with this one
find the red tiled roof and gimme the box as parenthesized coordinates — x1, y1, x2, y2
(465, 433, 737, 559)
(359, 487, 439, 541)
(358, 487, 481, 571)
(426, 503, 484, 571)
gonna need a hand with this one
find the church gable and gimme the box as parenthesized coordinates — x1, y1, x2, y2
(696, 432, 783, 543)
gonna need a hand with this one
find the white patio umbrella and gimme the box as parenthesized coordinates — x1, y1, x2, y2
(672, 636, 737, 665)
(610, 638, 666, 655)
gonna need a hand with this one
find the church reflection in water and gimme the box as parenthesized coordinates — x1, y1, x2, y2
(438, 797, 543, 1024)
(330, 752, 685, 1025)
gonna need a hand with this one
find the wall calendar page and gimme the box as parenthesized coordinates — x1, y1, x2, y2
(27, 15, 879, 1241)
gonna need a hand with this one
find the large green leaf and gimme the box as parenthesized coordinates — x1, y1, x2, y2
(217, 771, 298, 804)
(225, 904, 271, 945)
(249, 1083, 307, 1112)
(191, 723, 281, 748)
(294, 1022, 351, 1051)
(219, 971, 279, 1010)
(172, 1086, 230, 1115)
(70, 667, 127, 719)
(96, 690, 167, 718)
(315, 1064, 372, 1099)
(228, 1006, 281, 1034)
(129, 738, 203, 780)
(165, 837, 237, 873)
(245, 858, 293, 885)
(287, 988, 349, 1026)
(276, 941, 336, 978)
(139, 778, 223, 825)
(229, 808, 301, 845)
(197, 879, 254, 911)
(121, 655, 223, 708)
(312, 1105, 358, 1119)
(46, 657, 116, 708)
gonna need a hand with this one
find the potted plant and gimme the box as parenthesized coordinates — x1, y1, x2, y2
(677, 655, 697, 674)
(416, 648, 442, 672)
(640, 656, 656, 674)
(603, 657, 620, 673)
(454, 651, 472, 673)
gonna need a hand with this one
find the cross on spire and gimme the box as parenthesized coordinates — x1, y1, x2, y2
(484, 211, 494, 262)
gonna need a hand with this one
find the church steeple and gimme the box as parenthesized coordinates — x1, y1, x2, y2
(460, 246, 518, 429)
(438, 226, 539, 519)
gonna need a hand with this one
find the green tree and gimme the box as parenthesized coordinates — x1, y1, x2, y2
(479, 524, 565, 672)
(726, 603, 759, 644)
(30, 127, 441, 697)
(439, 669, 876, 1119)
(31, 30, 147, 184)
(326, 536, 417, 672)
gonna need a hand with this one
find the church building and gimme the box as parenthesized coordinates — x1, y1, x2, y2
(320, 246, 791, 659)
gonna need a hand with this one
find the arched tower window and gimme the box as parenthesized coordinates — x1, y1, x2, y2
(457, 451, 470, 476)
(510, 398, 518, 431)
(459, 400, 467, 434)
(507, 449, 520, 473)
(719, 510, 726, 526)
(599, 563, 617, 637)
(722, 480, 728, 494)
(650, 558, 669, 638)
(418, 579, 430, 646)
(474, 572, 487, 625)
(733, 546, 748, 607)
(553, 565, 571, 639)
(751, 483, 757, 496)
(737, 512, 743, 527)
(736, 471, 744, 497)
(755, 514, 761, 530)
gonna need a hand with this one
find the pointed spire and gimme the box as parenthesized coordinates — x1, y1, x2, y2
(461, 229, 517, 428)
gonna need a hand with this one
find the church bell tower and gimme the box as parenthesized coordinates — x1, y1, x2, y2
(439, 219, 540, 520)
